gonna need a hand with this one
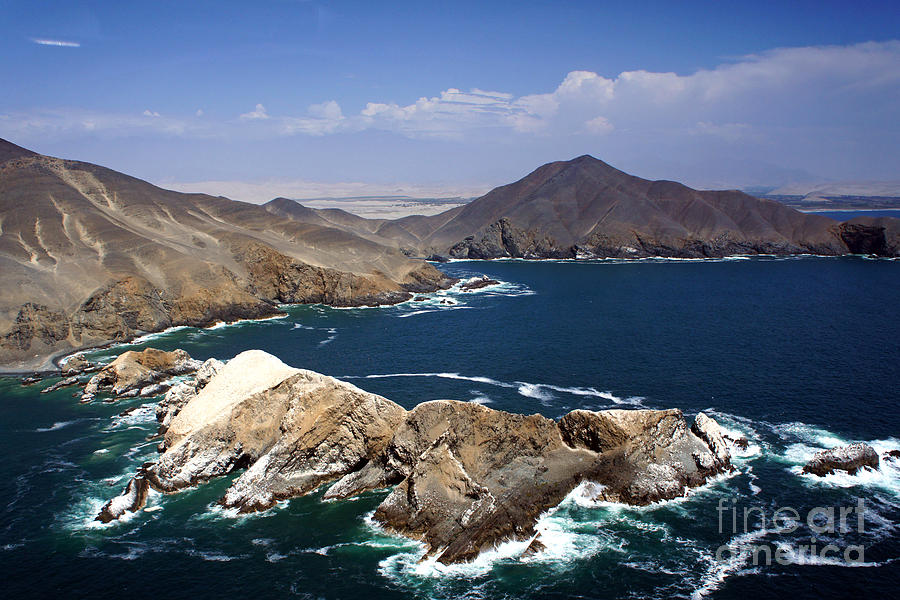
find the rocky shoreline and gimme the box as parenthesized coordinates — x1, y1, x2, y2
(1, 260, 455, 374)
(85, 348, 748, 565)
(4, 269, 457, 378)
(441, 218, 900, 260)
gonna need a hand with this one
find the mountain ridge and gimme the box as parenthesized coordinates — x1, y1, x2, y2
(0, 138, 453, 370)
(266, 154, 900, 260)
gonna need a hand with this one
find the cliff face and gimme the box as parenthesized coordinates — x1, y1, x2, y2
(0, 139, 454, 369)
(99, 349, 743, 565)
(266, 156, 900, 260)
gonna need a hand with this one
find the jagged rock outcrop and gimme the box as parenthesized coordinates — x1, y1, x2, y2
(98, 349, 736, 565)
(219, 372, 406, 512)
(802, 443, 880, 476)
(82, 347, 201, 402)
(459, 276, 501, 291)
(96, 471, 151, 524)
(236, 242, 446, 307)
(449, 218, 575, 259)
(39, 376, 79, 394)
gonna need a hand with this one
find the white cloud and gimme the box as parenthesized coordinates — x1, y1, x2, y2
(31, 38, 80, 48)
(3, 41, 898, 184)
(585, 116, 614, 135)
(281, 100, 345, 135)
(240, 103, 269, 120)
(196, 109, 204, 117)
(0, 108, 201, 138)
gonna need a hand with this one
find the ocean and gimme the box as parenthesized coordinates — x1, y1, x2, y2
(1, 255, 898, 599)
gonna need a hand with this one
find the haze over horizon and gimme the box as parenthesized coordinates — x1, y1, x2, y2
(3, 0, 899, 203)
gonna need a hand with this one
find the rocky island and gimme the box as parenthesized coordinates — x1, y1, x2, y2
(93, 348, 745, 565)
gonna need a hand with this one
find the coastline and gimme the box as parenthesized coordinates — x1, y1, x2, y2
(0, 280, 450, 376)
(3, 253, 896, 376)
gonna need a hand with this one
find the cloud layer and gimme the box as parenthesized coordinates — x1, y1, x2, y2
(2, 40, 898, 185)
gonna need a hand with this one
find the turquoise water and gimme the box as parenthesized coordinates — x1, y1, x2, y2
(2, 257, 899, 598)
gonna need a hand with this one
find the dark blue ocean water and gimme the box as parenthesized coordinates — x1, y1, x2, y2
(1, 256, 899, 599)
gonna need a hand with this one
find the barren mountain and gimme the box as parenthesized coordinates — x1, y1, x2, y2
(267, 155, 900, 259)
(0, 139, 452, 370)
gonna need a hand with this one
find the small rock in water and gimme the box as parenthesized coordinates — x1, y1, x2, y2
(21, 375, 42, 386)
(802, 443, 879, 476)
(40, 376, 80, 394)
(95, 474, 150, 523)
(61, 354, 98, 375)
(460, 276, 500, 291)
(724, 434, 750, 450)
(521, 536, 546, 558)
(883, 450, 900, 461)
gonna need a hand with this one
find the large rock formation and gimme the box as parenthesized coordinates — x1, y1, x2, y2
(98, 349, 738, 565)
(265, 156, 900, 260)
(802, 443, 880, 476)
(0, 138, 454, 370)
(81, 347, 201, 401)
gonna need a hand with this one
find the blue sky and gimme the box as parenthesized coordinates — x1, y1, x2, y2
(2, 0, 899, 200)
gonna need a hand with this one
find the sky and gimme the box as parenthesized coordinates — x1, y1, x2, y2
(2, 0, 899, 201)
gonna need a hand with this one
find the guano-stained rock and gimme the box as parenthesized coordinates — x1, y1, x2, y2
(82, 348, 201, 400)
(96, 349, 735, 566)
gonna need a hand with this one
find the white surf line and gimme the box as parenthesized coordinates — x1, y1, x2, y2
(205, 314, 287, 330)
(343, 372, 635, 404)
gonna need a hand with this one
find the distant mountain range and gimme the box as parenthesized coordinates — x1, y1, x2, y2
(1, 139, 897, 369)
(265, 155, 900, 260)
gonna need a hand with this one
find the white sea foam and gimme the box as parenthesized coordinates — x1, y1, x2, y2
(691, 528, 770, 599)
(354, 372, 515, 388)
(128, 325, 192, 345)
(396, 306, 473, 318)
(770, 421, 848, 449)
(469, 395, 493, 405)
(318, 328, 338, 346)
(206, 314, 286, 330)
(347, 372, 635, 409)
(106, 404, 157, 429)
(517, 382, 555, 402)
(35, 420, 78, 432)
(772, 543, 896, 568)
(186, 549, 247, 562)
